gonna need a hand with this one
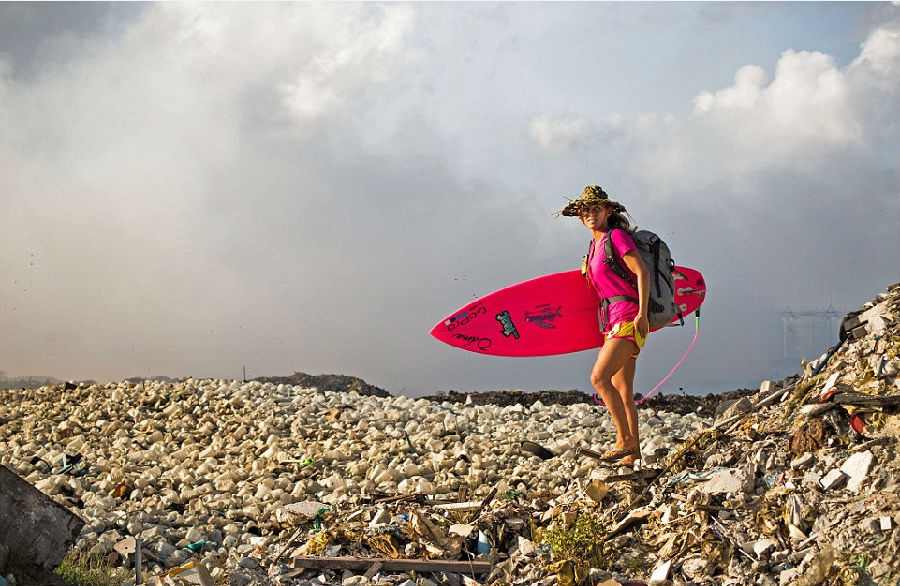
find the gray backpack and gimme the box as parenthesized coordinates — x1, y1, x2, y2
(586, 229, 682, 330)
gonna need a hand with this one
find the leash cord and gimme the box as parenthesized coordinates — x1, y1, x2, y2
(593, 310, 701, 407)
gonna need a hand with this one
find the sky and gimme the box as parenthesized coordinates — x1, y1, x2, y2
(1, 2, 898, 396)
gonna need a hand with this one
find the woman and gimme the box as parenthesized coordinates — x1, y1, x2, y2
(560, 185, 649, 467)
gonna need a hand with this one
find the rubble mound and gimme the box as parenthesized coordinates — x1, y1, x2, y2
(253, 371, 390, 398)
(0, 284, 896, 586)
(639, 387, 759, 418)
(422, 388, 757, 418)
(421, 389, 594, 407)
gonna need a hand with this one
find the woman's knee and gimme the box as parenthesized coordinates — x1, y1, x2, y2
(590, 372, 613, 392)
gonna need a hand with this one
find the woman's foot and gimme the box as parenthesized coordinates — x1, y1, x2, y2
(598, 447, 639, 462)
(618, 451, 641, 467)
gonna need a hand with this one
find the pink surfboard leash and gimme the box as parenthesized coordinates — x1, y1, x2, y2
(593, 310, 701, 408)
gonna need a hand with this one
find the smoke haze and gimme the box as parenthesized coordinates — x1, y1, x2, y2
(1, 3, 897, 395)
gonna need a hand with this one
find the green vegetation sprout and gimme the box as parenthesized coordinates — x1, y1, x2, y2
(541, 512, 610, 569)
(54, 552, 131, 586)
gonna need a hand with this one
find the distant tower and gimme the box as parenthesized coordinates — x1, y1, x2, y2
(779, 306, 842, 361)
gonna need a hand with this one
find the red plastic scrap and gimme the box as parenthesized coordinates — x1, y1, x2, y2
(818, 387, 841, 404)
(849, 413, 866, 434)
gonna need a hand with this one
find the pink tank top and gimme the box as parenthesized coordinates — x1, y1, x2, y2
(585, 230, 639, 332)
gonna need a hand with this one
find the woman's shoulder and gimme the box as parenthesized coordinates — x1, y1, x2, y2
(610, 228, 637, 249)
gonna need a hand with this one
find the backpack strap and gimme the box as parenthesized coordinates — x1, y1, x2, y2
(598, 294, 639, 331)
(603, 229, 637, 289)
(581, 240, 593, 281)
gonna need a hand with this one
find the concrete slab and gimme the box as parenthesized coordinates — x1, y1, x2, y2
(0, 464, 84, 569)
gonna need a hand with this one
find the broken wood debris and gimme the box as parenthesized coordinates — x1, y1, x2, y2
(290, 555, 493, 574)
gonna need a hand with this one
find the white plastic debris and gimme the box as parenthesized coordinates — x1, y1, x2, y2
(840, 450, 874, 493)
(820, 469, 847, 491)
(701, 467, 754, 495)
(515, 536, 541, 556)
(790, 453, 815, 469)
(823, 372, 840, 390)
(753, 538, 778, 557)
(648, 559, 672, 586)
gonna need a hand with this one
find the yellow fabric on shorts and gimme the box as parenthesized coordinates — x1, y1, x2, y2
(606, 320, 645, 359)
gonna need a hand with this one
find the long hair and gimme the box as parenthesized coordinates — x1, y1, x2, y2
(606, 206, 636, 234)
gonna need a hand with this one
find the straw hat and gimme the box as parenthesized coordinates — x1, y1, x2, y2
(558, 185, 627, 217)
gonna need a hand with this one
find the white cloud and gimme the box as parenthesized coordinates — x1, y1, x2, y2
(529, 115, 587, 153)
(693, 65, 768, 112)
(529, 114, 626, 154)
(527, 21, 897, 200)
(280, 5, 417, 124)
(530, 17, 898, 186)
(851, 25, 900, 80)
(629, 19, 899, 192)
(693, 49, 860, 149)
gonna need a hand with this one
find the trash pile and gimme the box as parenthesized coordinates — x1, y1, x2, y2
(0, 284, 896, 586)
(0, 365, 705, 586)
(420, 389, 592, 408)
(233, 282, 900, 586)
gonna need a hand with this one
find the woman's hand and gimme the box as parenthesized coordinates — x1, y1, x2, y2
(635, 313, 650, 338)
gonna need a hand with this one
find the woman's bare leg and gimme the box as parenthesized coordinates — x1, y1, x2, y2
(612, 358, 640, 465)
(590, 338, 640, 457)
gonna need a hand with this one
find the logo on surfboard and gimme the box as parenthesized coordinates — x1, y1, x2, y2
(495, 311, 520, 339)
(452, 333, 492, 351)
(445, 304, 486, 331)
(524, 303, 563, 329)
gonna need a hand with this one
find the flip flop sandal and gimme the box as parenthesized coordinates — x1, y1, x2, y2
(597, 448, 639, 462)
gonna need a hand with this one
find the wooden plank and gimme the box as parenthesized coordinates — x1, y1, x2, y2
(833, 391, 899, 408)
(375, 493, 423, 504)
(370, 493, 457, 505)
(363, 562, 383, 579)
(433, 501, 483, 511)
(135, 538, 142, 585)
(292, 556, 492, 574)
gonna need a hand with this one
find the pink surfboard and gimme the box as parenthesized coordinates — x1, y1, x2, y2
(431, 266, 706, 357)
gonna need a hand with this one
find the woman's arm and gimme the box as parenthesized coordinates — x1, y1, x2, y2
(622, 250, 650, 336)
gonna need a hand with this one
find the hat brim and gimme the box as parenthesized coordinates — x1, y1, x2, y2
(557, 199, 624, 217)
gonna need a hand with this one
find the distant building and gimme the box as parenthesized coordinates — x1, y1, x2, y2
(764, 307, 843, 379)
